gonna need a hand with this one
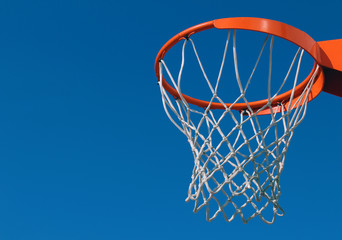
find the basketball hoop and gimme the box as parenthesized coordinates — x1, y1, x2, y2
(155, 17, 342, 223)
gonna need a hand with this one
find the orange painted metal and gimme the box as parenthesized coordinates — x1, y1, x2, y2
(318, 39, 342, 97)
(318, 39, 342, 71)
(321, 67, 342, 97)
(155, 17, 342, 113)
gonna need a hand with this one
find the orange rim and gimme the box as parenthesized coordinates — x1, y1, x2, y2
(155, 17, 326, 111)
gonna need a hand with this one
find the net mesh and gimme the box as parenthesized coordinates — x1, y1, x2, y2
(158, 30, 319, 224)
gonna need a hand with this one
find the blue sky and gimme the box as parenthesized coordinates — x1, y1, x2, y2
(0, 0, 341, 239)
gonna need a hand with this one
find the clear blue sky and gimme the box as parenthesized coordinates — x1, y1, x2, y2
(0, 0, 341, 239)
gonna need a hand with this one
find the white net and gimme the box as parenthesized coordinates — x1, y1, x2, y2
(158, 30, 319, 224)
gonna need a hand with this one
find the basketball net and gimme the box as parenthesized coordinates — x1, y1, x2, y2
(158, 30, 319, 224)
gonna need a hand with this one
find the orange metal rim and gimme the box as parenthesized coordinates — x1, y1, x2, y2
(155, 17, 326, 111)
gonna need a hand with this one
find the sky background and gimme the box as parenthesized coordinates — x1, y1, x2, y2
(0, 0, 341, 239)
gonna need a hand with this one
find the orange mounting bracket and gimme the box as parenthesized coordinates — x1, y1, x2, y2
(318, 39, 342, 97)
